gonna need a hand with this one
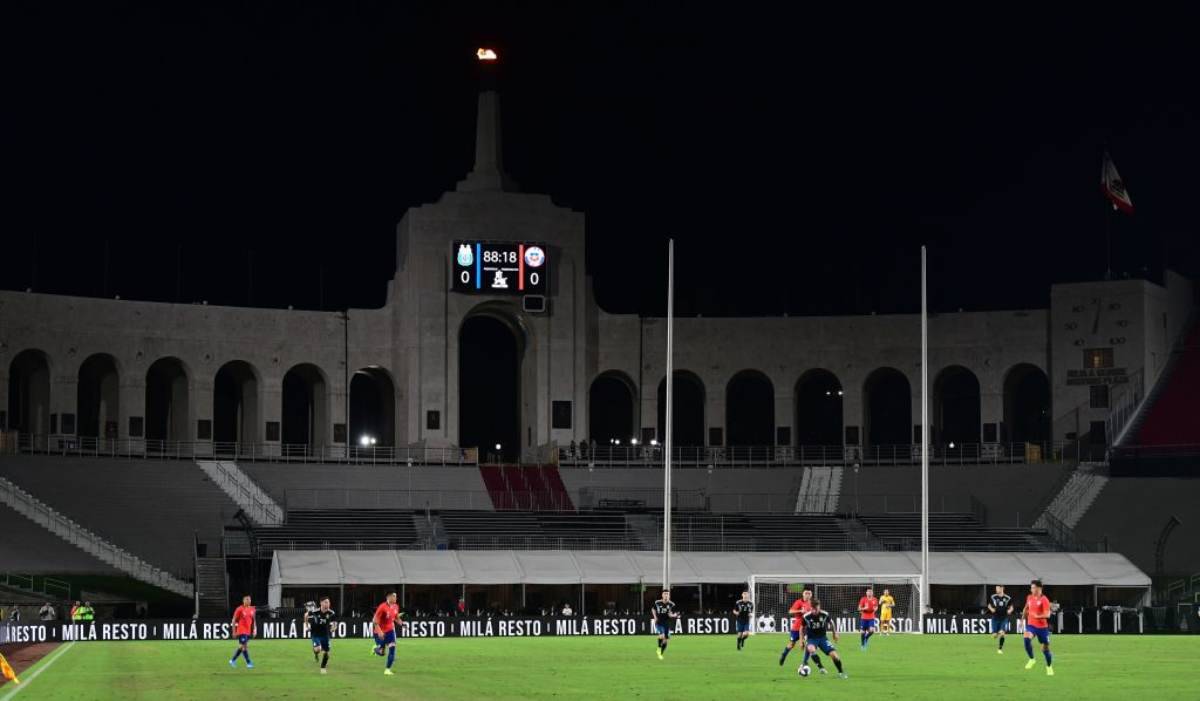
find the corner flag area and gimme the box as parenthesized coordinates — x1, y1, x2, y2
(2, 635, 1196, 700)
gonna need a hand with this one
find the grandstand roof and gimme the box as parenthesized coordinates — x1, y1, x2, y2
(268, 550, 1149, 603)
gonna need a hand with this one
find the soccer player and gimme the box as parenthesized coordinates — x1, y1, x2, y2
(373, 592, 401, 676)
(879, 589, 896, 635)
(779, 588, 817, 667)
(987, 585, 1014, 653)
(857, 587, 879, 650)
(732, 591, 754, 651)
(651, 589, 679, 659)
(305, 596, 336, 674)
(1021, 579, 1054, 675)
(801, 599, 846, 679)
(229, 594, 256, 669)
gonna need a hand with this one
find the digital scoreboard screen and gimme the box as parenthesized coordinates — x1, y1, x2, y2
(451, 240, 548, 295)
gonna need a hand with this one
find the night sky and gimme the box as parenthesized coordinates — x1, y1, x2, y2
(4, 3, 1199, 317)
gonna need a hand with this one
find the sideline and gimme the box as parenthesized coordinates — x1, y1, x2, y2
(0, 642, 75, 700)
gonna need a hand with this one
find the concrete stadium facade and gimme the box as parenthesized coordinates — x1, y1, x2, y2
(1, 85, 1193, 461)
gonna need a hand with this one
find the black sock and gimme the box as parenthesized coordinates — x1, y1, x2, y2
(313, 648, 320, 660)
(833, 657, 843, 673)
(812, 654, 824, 669)
(999, 636, 1005, 650)
(321, 652, 329, 669)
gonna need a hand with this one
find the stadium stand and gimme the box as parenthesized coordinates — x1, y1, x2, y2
(252, 509, 420, 551)
(440, 510, 634, 549)
(1073, 476, 1200, 574)
(240, 463, 494, 510)
(1133, 322, 1200, 446)
(856, 512, 1055, 552)
(0, 458, 239, 575)
(479, 465, 574, 510)
(0, 501, 120, 575)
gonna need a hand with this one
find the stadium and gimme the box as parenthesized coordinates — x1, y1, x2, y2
(2, 6, 1200, 700)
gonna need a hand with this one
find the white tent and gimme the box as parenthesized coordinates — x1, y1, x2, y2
(268, 550, 1149, 608)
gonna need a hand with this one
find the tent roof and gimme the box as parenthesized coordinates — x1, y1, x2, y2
(269, 550, 1149, 588)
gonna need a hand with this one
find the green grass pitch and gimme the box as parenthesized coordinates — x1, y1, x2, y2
(6, 633, 1198, 700)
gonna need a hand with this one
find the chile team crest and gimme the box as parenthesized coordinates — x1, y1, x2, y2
(524, 246, 545, 268)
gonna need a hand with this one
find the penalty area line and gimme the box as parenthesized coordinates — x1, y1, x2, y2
(0, 642, 76, 700)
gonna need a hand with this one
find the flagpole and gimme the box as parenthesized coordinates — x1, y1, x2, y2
(662, 239, 675, 592)
(920, 245, 930, 632)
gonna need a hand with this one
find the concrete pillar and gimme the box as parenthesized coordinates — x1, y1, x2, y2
(193, 373, 213, 456)
(842, 382, 865, 446)
(0, 365, 8, 430)
(774, 387, 793, 445)
(121, 371, 146, 453)
(262, 377, 282, 457)
(51, 370, 78, 437)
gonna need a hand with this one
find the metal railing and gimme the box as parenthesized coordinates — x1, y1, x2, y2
(558, 441, 1075, 467)
(197, 460, 284, 526)
(6, 433, 477, 466)
(0, 475, 192, 597)
(1106, 367, 1145, 446)
(6, 433, 1078, 468)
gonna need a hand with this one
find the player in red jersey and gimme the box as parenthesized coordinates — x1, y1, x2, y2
(778, 588, 814, 667)
(229, 595, 257, 669)
(373, 592, 402, 676)
(858, 587, 879, 650)
(1021, 579, 1055, 675)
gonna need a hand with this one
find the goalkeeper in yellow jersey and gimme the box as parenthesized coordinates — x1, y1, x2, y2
(878, 589, 896, 635)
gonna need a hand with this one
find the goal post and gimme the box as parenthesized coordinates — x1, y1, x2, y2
(747, 574, 924, 635)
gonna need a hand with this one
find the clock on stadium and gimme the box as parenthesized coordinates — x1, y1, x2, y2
(452, 240, 549, 295)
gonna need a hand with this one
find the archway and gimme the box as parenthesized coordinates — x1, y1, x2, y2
(863, 367, 912, 447)
(145, 357, 190, 441)
(282, 363, 328, 448)
(7, 349, 51, 436)
(460, 313, 523, 462)
(725, 370, 775, 446)
(933, 365, 981, 446)
(1004, 363, 1050, 444)
(351, 366, 396, 447)
(214, 360, 259, 444)
(794, 369, 843, 446)
(589, 371, 636, 445)
(77, 353, 120, 439)
(657, 371, 706, 446)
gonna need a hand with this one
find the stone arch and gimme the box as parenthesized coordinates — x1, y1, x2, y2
(145, 356, 191, 441)
(459, 302, 534, 462)
(933, 365, 981, 446)
(589, 370, 637, 445)
(214, 360, 261, 445)
(794, 369, 843, 446)
(351, 366, 396, 447)
(77, 353, 121, 439)
(1003, 363, 1050, 444)
(863, 367, 912, 447)
(657, 370, 706, 447)
(725, 369, 775, 446)
(282, 362, 329, 448)
(7, 349, 52, 436)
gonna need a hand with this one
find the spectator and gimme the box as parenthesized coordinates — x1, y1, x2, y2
(77, 601, 95, 623)
(561, 603, 574, 617)
(456, 598, 466, 616)
(39, 602, 56, 621)
(8, 607, 20, 623)
(71, 600, 82, 621)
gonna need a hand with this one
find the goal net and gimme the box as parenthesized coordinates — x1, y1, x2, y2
(748, 574, 923, 635)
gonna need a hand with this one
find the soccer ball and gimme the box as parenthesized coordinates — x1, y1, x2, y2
(798, 665, 811, 677)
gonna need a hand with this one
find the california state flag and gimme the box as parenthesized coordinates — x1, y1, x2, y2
(1102, 151, 1134, 214)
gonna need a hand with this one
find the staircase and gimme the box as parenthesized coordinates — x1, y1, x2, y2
(194, 557, 228, 617)
(1038, 462, 1110, 529)
(0, 475, 192, 597)
(794, 466, 843, 513)
(195, 460, 284, 526)
(625, 513, 662, 549)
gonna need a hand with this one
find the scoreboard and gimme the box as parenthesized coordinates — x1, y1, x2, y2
(452, 240, 548, 295)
